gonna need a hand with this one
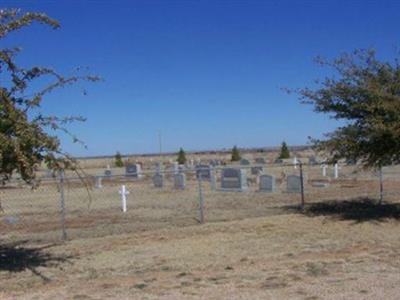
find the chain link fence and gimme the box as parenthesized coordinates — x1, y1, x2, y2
(1, 162, 400, 244)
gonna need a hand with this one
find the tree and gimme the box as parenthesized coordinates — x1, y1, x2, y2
(278, 142, 290, 159)
(0, 9, 99, 185)
(295, 49, 400, 168)
(231, 145, 241, 161)
(177, 148, 187, 165)
(114, 152, 124, 167)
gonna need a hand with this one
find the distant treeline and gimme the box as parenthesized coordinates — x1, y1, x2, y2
(74, 145, 313, 160)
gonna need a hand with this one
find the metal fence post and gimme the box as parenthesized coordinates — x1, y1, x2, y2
(379, 166, 384, 205)
(299, 163, 305, 209)
(59, 169, 67, 241)
(197, 175, 205, 224)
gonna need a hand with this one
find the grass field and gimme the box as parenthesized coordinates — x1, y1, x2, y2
(1, 163, 400, 299)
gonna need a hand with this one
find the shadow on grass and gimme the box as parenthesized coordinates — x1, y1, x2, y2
(284, 198, 400, 223)
(0, 241, 72, 281)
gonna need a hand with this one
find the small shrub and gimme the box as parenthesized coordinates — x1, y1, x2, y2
(114, 151, 124, 167)
(231, 145, 241, 161)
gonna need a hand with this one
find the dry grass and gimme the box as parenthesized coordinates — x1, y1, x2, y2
(1, 213, 399, 299)
(1, 162, 400, 299)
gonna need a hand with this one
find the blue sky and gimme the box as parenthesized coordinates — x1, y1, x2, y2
(2, 0, 400, 156)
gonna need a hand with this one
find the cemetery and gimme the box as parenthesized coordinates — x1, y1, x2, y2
(2, 155, 398, 244)
(1, 4, 400, 300)
(2, 154, 400, 299)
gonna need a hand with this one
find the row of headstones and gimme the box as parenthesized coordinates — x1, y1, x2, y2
(219, 168, 302, 193)
(101, 162, 342, 183)
(150, 168, 303, 193)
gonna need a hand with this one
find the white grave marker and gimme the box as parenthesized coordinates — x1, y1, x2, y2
(334, 163, 340, 179)
(293, 157, 298, 169)
(119, 185, 129, 212)
(321, 164, 327, 177)
(95, 176, 103, 189)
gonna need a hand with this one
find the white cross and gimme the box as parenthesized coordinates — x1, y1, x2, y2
(293, 157, 298, 169)
(118, 185, 130, 212)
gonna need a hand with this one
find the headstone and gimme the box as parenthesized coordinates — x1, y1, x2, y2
(178, 164, 186, 174)
(309, 156, 317, 165)
(174, 173, 186, 190)
(196, 164, 211, 180)
(287, 175, 301, 193)
(251, 166, 263, 175)
(173, 162, 179, 174)
(95, 176, 103, 188)
(259, 175, 276, 192)
(293, 157, 298, 169)
(255, 157, 266, 164)
(104, 169, 112, 177)
(311, 181, 329, 188)
(334, 163, 340, 179)
(153, 173, 164, 188)
(155, 162, 163, 174)
(125, 163, 142, 178)
(321, 164, 327, 177)
(221, 168, 247, 191)
(240, 159, 250, 165)
(210, 169, 216, 190)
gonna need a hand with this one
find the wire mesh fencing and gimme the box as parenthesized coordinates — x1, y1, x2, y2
(1, 162, 399, 244)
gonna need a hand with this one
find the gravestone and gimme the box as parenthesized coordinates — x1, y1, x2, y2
(104, 169, 112, 177)
(178, 164, 186, 174)
(346, 158, 356, 165)
(333, 163, 341, 179)
(293, 157, 299, 169)
(311, 181, 329, 188)
(125, 163, 142, 178)
(220, 168, 247, 191)
(255, 157, 266, 164)
(155, 162, 163, 174)
(287, 175, 301, 193)
(321, 164, 327, 177)
(259, 175, 276, 192)
(251, 166, 263, 175)
(240, 159, 250, 165)
(152, 173, 164, 188)
(308, 156, 318, 165)
(196, 164, 211, 180)
(210, 169, 217, 190)
(95, 176, 103, 189)
(174, 173, 186, 190)
(172, 162, 179, 174)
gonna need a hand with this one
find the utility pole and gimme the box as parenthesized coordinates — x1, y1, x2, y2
(158, 131, 162, 156)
